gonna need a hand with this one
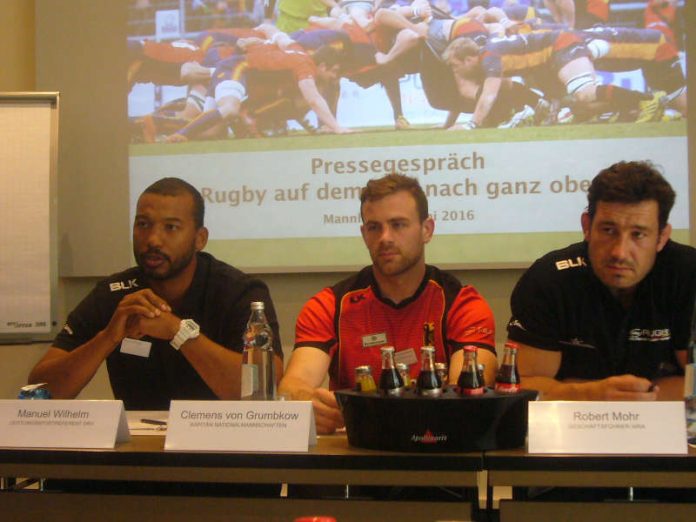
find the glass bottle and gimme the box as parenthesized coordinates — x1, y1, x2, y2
(495, 342, 521, 394)
(355, 365, 377, 393)
(241, 301, 275, 400)
(379, 346, 404, 396)
(396, 362, 411, 388)
(477, 363, 486, 388)
(435, 362, 448, 387)
(423, 321, 435, 347)
(458, 345, 484, 395)
(417, 346, 442, 397)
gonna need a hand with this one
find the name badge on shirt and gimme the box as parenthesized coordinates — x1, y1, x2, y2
(120, 338, 152, 358)
(362, 332, 387, 348)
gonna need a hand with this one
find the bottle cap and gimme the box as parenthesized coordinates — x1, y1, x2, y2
(250, 301, 265, 311)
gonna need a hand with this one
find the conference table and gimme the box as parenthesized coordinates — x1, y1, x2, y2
(4, 434, 696, 522)
(485, 447, 696, 522)
(0, 433, 482, 522)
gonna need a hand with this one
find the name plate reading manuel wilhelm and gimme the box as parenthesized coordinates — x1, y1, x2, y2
(0, 400, 130, 449)
(165, 400, 317, 452)
(529, 401, 687, 454)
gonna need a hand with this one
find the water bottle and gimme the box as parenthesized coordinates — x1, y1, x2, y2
(241, 301, 275, 400)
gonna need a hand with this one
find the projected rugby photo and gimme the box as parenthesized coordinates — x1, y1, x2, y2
(127, 0, 686, 145)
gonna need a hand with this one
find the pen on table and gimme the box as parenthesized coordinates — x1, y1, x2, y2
(140, 418, 167, 426)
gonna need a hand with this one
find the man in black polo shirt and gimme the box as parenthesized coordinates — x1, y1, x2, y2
(508, 160, 696, 401)
(28, 177, 283, 410)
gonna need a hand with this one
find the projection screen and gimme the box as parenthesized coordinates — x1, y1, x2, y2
(44, 0, 692, 273)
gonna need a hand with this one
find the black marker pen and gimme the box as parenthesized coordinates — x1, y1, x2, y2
(140, 418, 167, 426)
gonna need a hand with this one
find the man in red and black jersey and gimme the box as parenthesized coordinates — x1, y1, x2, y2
(279, 173, 496, 434)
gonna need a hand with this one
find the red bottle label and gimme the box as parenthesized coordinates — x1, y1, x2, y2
(495, 382, 520, 393)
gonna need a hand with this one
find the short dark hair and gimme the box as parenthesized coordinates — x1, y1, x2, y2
(312, 45, 344, 71)
(587, 161, 675, 230)
(142, 177, 205, 228)
(360, 173, 428, 222)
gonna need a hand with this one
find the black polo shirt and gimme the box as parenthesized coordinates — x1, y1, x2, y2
(53, 252, 282, 410)
(507, 240, 696, 380)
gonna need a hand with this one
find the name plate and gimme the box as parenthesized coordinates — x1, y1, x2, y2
(529, 401, 687, 454)
(165, 400, 317, 452)
(0, 400, 129, 449)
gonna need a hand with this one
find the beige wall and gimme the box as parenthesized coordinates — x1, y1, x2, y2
(0, 0, 34, 92)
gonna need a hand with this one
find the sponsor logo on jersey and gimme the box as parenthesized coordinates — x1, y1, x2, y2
(560, 338, 596, 349)
(109, 279, 139, 292)
(508, 319, 526, 331)
(628, 328, 671, 342)
(464, 325, 494, 336)
(555, 256, 587, 271)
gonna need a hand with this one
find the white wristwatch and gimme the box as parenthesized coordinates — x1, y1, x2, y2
(170, 319, 200, 350)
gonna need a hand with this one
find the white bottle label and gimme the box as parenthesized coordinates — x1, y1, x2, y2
(241, 364, 258, 398)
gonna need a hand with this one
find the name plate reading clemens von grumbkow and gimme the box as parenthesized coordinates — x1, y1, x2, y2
(0, 400, 130, 449)
(165, 400, 317, 452)
(528, 401, 687, 455)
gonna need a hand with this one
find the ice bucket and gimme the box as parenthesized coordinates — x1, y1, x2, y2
(335, 387, 537, 452)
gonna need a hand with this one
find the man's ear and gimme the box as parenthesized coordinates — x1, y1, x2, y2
(422, 216, 435, 244)
(195, 226, 209, 251)
(580, 212, 591, 242)
(657, 223, 672, 252)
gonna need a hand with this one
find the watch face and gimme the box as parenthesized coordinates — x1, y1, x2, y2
(183, 319, 200, 336)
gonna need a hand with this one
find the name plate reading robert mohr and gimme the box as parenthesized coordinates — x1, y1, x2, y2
(0, 400, 130, 449)
(165, 400, 317, 452)
(529, 401, 687, 454)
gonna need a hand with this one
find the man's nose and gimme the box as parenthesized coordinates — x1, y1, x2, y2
(379, 226, 394, 244)
(146, 225, 164, 248)
(610, 234, 630, 260)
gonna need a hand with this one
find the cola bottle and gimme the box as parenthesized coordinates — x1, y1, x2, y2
(379, 346, 404, 396)
(417, 346, 442, 397)
(495, 342, 521, 394)
(458, 345, 484, 396)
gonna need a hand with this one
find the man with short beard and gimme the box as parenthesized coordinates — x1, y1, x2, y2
(508, 161, 696, 401)
(28, 178, 283, 410)
(279, 173, 496, 434)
